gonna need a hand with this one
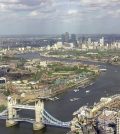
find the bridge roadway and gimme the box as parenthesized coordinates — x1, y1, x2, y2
(0, 110, 8, 116)
(0, 116, 35, 124)
(12, 105, 35, 110)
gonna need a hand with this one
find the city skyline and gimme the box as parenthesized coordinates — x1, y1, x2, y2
(0, 0, 120, 35)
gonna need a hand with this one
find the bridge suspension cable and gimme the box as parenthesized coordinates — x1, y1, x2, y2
(42, 110, 71, 128)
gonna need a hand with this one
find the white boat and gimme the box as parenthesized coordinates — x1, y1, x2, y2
(86, 90, 90, 93)
(48, 97, 55, 101)
(100, 68, 107, 71)
(48, 97, 59, 101)
(70, 98, 79, 102)
(54, 97, 59, 100)
(74, 89, 79, 92)
(90, 82, 94, 86)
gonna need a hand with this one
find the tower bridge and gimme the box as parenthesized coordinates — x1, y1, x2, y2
(0, 98, 71, 130)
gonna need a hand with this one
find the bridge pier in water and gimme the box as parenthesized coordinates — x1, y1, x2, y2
(33, 100, 45, 130)
(6, 98, 18, 127)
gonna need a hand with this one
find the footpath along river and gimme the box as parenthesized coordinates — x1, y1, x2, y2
(0, 52, 120, 134)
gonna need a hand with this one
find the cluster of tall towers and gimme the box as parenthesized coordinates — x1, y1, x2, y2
(61, 32, 77, 45)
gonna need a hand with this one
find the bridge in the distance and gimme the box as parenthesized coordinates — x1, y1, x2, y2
(0, 98, 71, 130)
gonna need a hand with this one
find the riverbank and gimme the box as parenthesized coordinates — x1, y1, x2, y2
(15, 74, 99, 104)
(6, 56, 100, 104)
(42, 53, 107, 63)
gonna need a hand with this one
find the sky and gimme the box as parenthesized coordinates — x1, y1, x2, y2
(0, 0, 120, 35)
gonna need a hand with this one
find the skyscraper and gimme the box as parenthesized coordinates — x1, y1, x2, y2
(71, 34, 76, 43)
(61, 32, 70, 44)
(71, 34, 77, 47)
(61, 34, 65, 44)
(64, 32, 69, 43)
(100, 37, 104, 46)
(87, 38, 92, 45)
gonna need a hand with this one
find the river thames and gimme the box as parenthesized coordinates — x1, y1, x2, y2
(0, 53, 120, 134)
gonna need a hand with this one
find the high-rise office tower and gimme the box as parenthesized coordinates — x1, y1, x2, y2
(87, 38, 92, 44)
(100, 37, 104, 46)
(71, 34, 76, 43)
(64, 32, 69, 43)
(61, 32, 70, 44)
(71, 34, 77, 47)
(61, 34, 65, 44)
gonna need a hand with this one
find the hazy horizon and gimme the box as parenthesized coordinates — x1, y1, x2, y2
(1, 33, 120, 36)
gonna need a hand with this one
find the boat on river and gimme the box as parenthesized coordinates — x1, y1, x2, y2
(100, 68, 107, 71)
(48, 97, 59, 101)
(86, 90, 90, 93)
(74, 89, 79, 92)
(70, 98, 79, 102)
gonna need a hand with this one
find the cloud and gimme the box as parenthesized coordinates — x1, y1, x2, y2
(0, 0, 119, 18)
(29, 10, 38, 16)
(0, 0, 120, 34)
(68, 9, 78, 15)
(0, 0, 19, 3)
(107, 9, 120, 18)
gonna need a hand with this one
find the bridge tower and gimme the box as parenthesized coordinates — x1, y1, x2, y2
(33, 100, 45, 130)
(6, 97, 18, 127)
